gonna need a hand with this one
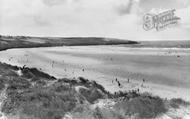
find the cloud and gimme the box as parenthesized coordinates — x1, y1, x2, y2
(176, 6, 190, 30)
(116, 0, 134, 15)
(114, 0, 142, 16)
(43, 0, 66, 7)
(33, 15, 51, 26)
(0, 0, 190, 40)
(139, 0, 190, 12)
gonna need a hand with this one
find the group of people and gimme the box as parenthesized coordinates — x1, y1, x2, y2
(112, 78, 130, 88)
(112, 77, 146, 89)
(115, 78, 121, 87)
(112, 78, 121, 87)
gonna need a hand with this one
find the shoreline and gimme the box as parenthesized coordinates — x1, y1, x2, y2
(0, 46, 190, 101)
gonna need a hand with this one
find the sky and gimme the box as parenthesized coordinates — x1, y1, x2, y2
(0, 0, 190, 41)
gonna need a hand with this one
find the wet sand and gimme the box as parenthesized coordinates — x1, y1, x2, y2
(0, 46, 190, 101)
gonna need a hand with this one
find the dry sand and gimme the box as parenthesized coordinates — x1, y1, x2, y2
(0, 46, 190, 101)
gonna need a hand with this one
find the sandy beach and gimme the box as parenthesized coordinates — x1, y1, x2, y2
(0, 45, 190, 101)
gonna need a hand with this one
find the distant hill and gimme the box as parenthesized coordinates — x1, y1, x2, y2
(1, 35, 189, 51)
(127, 40, 190, 48)
(0, 35, 138, 51)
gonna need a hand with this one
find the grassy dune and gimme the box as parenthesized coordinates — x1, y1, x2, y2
(0, 62, 189, 119)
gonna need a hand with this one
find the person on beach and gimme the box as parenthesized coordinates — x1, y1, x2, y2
(141, 78, 146, 87)
(9, 57, 13, 61)
(137, 88, 140, 93)
(52, 61, 55, 68)
(143, 78, 145, 83)
(118, 81, 121, 87)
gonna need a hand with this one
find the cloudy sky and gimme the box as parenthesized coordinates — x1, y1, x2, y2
(0, 0, 190, 41)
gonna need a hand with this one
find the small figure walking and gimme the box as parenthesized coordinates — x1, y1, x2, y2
(141, 78, 146, 87)
(9, 57, 13, 61)
(137, 88, 140, 93)
(52, 61, 55, 68)
(118, 81, 121, 87)
(143, 78, 145, 83)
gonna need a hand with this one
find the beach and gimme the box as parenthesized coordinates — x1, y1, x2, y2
(0, 46, 190, 101)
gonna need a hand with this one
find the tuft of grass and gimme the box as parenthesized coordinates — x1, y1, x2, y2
(0, 78, 6, 91)
(79, 87, 105, 104)
(2, 86, 77, 119)
(170, 98, 190, 108)
(78, 77, 89, 84)
(114, 93, 167, 119)
(92, 81, 107, 94)
(21, 67, 56, 80)
(7, 77, 31, 90)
